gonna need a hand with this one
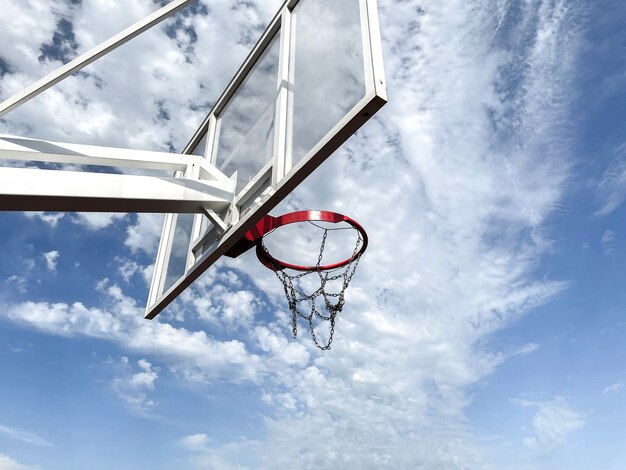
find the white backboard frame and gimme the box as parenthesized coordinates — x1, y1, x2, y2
(145, 0, 387, 319)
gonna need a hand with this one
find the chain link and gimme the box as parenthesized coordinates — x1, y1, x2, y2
(261, 227, 363, 350)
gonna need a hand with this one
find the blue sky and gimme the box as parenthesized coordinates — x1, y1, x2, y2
(1, 0, 626, 469)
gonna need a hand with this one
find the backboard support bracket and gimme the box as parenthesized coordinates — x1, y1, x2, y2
(0, 134, 234, 213)
(201, 207, 230, 233)
(0, 166, 235, 213)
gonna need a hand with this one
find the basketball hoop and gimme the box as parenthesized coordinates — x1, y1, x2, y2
(241, 210, 368, 350)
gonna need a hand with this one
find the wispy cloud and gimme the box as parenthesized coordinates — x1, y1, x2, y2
(596, 143, 626, 216)
(42, 250, 59, 273)
(512, 396, 585, 452)
(602, 381, 623, 396)
(510, 343, 541, 357)
(5, 275, 27, 294)
(0, 0, 584, 467)
(0, 423, 54, 447)
(600, 229, 616, 255)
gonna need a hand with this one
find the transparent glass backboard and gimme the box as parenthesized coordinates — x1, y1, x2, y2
(146, 0, 387, 319)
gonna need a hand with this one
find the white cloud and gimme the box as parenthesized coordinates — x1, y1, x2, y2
(510, 343, 541, 357)
(0, 452, 36, 470)
(72, 213, 127, 230)
(117, 258, 143, 283)
(132, 359, 158, 389)
(180, 434, 259, 470)
(221, 290, 257, 328)
(513, 397, 585, 451)
(8, 342, 29, 353)
(174, 271, 260, 330)
(602, 382, 623, 396)
(5, 275, 27, 294)
(23, 212, 65, 227)
(0, 281, 263, 384)
(0, 423, 54, 447)
(254, 326, 309, 368)
(112, 357, 159, 412)
(125, 214, 164, 255)
(208, 290, 257, 329)
(42, 250, 59, 273)
(181, 433, 212, 452)
(596, 143, 626, 216)
(600, 229, 616, 255)
(141, 263, 155, 287)
(22, 258, 36, 271)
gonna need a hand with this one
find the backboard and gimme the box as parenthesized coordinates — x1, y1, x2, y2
(145, 0, 387, 319)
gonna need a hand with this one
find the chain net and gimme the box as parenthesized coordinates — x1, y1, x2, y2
(260, 223, 364, 350)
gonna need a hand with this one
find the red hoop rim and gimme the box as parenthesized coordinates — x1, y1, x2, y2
(249, 210, 368, 272)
